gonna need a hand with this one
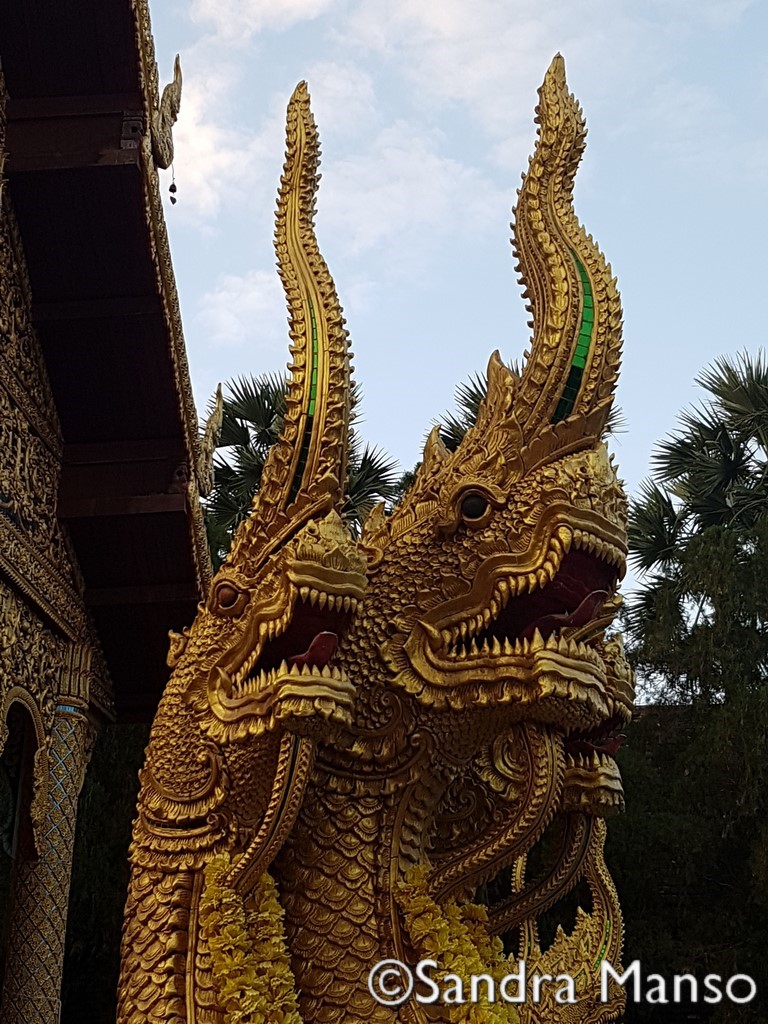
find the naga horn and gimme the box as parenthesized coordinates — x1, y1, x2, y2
(512, 53, 623, 439)
(229, 82, 353, 572)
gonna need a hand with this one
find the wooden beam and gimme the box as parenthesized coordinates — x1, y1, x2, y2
(58, 492, 187, 520)
(59, 441, 189, 510)
(6, 105, 144, 173)
(7, 95, 142, 119)
(33, 295, 161, 322)
(63, 439, 187, 466)
(85, 582, 200, 607)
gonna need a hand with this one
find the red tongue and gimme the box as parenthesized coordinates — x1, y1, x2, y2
(567, 734, 625, 757)
(287, 632, 338, 669)
(520, 590, 608, 642)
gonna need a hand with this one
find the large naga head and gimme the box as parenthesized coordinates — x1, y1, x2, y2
(363, 54, 633, 800)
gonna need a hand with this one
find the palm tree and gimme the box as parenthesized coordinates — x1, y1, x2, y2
(624, 350, 768, 697)
(204, 375, 400, 568)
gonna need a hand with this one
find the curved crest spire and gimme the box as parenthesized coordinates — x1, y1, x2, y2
(228, 82, 353, 573)
(512, 54, 622, 440)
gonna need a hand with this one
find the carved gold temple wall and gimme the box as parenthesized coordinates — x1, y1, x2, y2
(0, 70, 112, 1023)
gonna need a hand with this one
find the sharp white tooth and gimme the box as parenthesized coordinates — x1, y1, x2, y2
(544, 560, 556, 582)
(311, 664, 321, 676)
(481, 639, 490, 655)
(422, 622, 443, 651)
(550, 538, 563, 559)
(522, 638, 531, 655)
(350, 598, 358, 612)
(279, 660, 289, 675)
(531, 627, 545, 651)
(492, 637, 501, 655)
(321, 665, 331, 678)
(568, 638, 579, 657)
(460, 621, 468, 639)
(268, 620, 277, 639)
(300, 586, 310, 601)
(301, 663, 311, 676)
(331, 666, 341, 679)
(536, 568, 548, 588)
(573, 529, 583, 549)
(514, 638, 523, 655)
(545, 634, 558, 651)
(309, 589, 319, 607)
(497, 580, 510, 606)
(343, 596, 352, 612)
(490, 598, 499, 619)
(515, 575, 527, 596)
(558, 636, 569, 655)
(558, 527, 573, 552)
(503, 638, 513, 655)
(470, 638, 479, 655)
(528, 573, 538, 593)
(318, 592, 328, 609)
(458, 645, 468, 660)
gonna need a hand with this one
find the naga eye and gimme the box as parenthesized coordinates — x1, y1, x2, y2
(214, 584, 247, 616)
(218, 586, 239, 608)
(460, 491, 489, 522)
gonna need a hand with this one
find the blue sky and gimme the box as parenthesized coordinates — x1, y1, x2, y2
(149, 0, 767, 510)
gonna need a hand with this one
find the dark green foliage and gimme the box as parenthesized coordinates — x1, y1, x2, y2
(60, 724, 150, 1024)
(617, 351, 768, 1021)
(204, 374, 400, 568)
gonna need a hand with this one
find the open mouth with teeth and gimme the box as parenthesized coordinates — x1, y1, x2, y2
(407, 526, 630, 730)
(210, 573, 365, 728)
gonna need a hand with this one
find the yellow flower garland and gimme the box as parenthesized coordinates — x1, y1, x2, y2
(200, 855, 520, 1023)
(396, 865, 520, 1024)
(200, 854, 303, 1024)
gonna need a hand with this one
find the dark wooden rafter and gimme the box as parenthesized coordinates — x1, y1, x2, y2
(6, 96, 145, 173)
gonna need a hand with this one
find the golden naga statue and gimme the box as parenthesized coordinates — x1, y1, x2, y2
(118, 55, 634, 1024)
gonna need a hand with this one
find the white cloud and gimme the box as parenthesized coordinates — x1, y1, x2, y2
(196, 269, 287, 354)
(190, 0, 339, 43)
(164, 42, 289, 221)
(303, 62, 376, 135)
(317, 121, 507, 258)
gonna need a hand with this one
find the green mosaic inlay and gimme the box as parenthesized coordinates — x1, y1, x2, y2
(551, 251, 595, 424)
(308, 301, 319, 416)
(289, 299, 320, 503)
(593, 918, 611, 970)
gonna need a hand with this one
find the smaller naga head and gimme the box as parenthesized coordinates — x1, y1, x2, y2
(172, 84, 369, 746)
(363, 55, 633, 803)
